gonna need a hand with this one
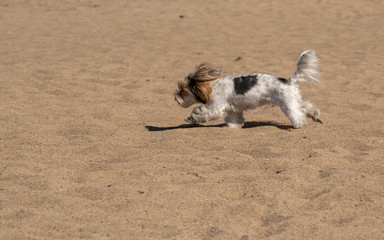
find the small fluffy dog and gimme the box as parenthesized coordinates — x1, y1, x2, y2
(174, 50, 323, 129)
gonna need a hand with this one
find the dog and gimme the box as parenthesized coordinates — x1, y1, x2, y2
(174, 50, 323, 129)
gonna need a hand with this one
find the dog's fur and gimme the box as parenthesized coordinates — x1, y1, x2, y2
(174, 50, 323, 129)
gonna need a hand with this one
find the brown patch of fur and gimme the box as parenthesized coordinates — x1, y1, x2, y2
(188, 81, 212, 104)
(184, 63, 223, 103)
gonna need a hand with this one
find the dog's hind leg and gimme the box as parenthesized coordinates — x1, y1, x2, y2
(274, 96, 307, 129)
(302, 100, 323, 124)
(224, 111, 245, 128)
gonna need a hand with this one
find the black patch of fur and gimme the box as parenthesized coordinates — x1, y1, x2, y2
(277, 77, 289, 83)
(233, 75, 258, 95)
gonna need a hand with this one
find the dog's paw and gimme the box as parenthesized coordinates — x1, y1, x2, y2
(185, 115, 202, 124)
(185, 107, 200, 124)
(225, 122, 244, 129)
(184, 116, 194, 123)
(185, 106, 209, 124)
(313, 116, 324, 124)
(192, 106, 202, 115)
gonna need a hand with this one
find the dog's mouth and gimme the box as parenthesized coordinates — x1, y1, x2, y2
(174, 91, 195, 108)
(174, 87, 197, 108)
(174, 91, 183, 104)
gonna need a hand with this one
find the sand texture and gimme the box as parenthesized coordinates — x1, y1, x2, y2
(1, 0, 384, 239)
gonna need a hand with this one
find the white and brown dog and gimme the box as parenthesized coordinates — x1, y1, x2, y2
(174, 50, 323, 129)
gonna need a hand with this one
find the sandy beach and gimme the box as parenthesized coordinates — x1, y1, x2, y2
(1, 0, 383, 239)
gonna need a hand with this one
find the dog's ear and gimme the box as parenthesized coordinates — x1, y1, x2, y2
(186, 63, 223, 104)
(189, 81, 212, 104)
(188, 63, 223, 82)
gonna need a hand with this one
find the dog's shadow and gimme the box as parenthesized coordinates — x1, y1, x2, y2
(145, 121, 291, 132)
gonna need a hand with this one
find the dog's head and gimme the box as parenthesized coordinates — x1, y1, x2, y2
(174, 63, 223, 108)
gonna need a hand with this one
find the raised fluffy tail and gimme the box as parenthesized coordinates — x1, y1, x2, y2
(290, 50, 321, 84)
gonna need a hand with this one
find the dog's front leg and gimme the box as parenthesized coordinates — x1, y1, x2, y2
(185, 105, 223, 124)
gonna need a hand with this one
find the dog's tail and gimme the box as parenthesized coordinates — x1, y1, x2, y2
(289, 50, 321, 84)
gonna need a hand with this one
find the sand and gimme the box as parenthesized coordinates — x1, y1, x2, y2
(1, 0, 383, 239)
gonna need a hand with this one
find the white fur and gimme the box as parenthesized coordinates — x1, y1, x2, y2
(177, 50, 323, 129)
